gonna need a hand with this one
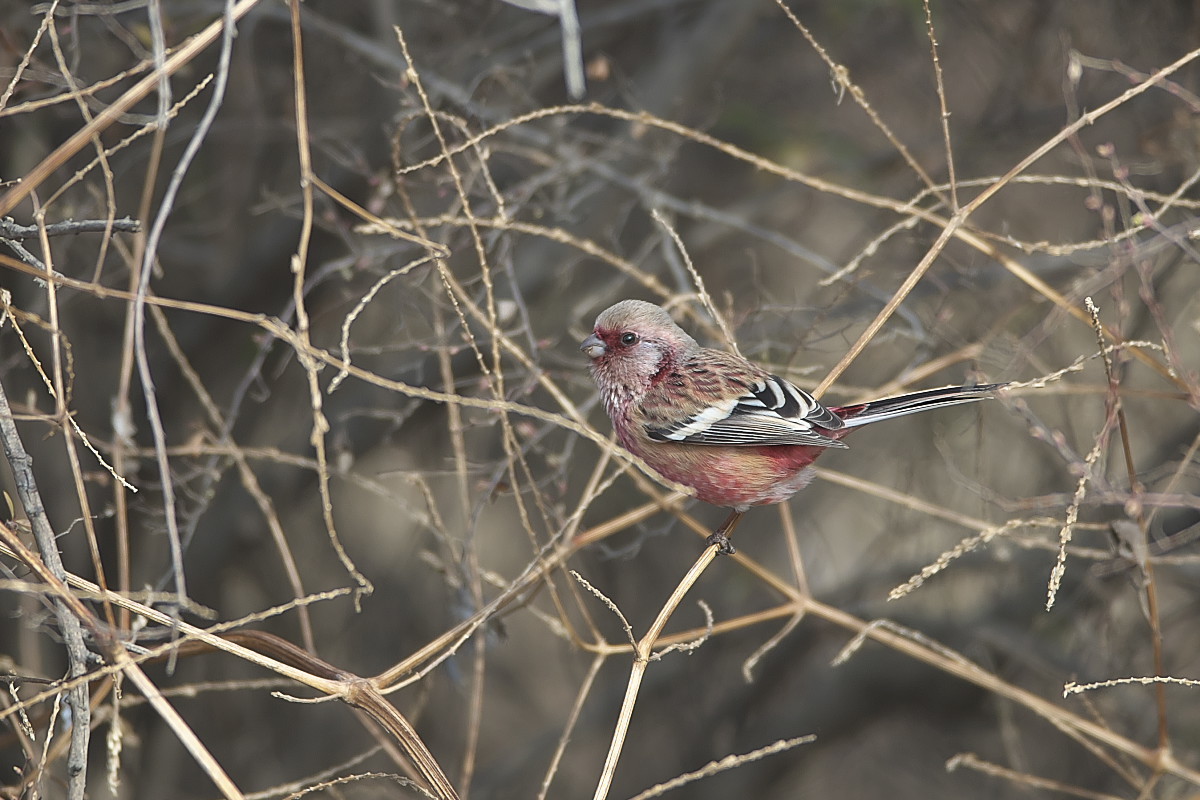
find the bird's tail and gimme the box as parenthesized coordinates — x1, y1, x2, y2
(836, 383, 1005, 428)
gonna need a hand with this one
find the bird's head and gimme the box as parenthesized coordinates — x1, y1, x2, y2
(581, 300, 698, 400)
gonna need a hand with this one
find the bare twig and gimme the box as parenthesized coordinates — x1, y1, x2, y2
(0, 216, 141, 239)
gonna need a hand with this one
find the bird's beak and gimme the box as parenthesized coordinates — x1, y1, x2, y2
(580, 333, 606, 359)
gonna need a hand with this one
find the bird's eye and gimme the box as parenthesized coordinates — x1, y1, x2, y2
(620, 332, 638, 346)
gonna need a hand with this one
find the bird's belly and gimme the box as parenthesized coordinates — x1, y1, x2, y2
(624, 437, 825, 510)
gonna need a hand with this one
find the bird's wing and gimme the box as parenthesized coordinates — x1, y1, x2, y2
(642, 366, 847, 448)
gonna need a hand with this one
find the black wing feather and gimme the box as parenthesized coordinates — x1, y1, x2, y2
(646, 374, 846, 448)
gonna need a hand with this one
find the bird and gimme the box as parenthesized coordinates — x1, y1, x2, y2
(580, 299, 1003, 552)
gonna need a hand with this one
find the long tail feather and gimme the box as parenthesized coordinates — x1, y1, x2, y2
(836, 383, 1005, 428)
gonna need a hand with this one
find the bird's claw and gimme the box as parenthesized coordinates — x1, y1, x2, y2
(705, 531, 736, 555)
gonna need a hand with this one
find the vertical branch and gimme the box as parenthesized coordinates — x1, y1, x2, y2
(0, 376, 91, 799)
(38, 4, 124, 634)
(394, 29, 504, 792)
(286, 0, 372, 613)
(651, 209, 740, 356)
(31, 217, 116, 635)
(592, 512, 737, 800)
(1085, 298, 1169, 753)
(110, 0, 175, 640)
(132, 0, 239, 607)
(923, 0, 958, 210)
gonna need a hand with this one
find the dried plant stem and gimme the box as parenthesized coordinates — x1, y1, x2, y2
(591, 528, 729, 800)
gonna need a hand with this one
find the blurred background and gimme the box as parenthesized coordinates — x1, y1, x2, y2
(1, 1, 1199, 797)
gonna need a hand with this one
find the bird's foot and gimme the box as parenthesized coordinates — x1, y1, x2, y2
(705, 509, 744, 555)
(705, 531, 737, 555)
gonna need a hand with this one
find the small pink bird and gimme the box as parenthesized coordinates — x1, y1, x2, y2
(580, 299, 1002, 551)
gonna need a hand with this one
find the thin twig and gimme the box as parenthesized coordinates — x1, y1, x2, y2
(923, 0, 957, 210)
(0, 216, 141, 239)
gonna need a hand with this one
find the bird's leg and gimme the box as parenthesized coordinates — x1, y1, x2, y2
(705, 510, 744, 555)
